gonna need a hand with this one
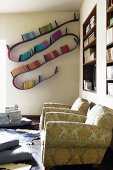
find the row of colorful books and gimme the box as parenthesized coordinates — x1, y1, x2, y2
(11, 44, 70, 77)
(21, 23, 53, 41)
(23, 79, 35, 90)
(19, 30, 63, 61)
(44, 44, 70, 62)
(11, 65, 29, 77)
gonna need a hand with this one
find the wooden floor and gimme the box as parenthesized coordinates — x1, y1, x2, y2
(26, 138, 113, 170)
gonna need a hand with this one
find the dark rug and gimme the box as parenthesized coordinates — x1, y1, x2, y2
(0, 128, 40, 144)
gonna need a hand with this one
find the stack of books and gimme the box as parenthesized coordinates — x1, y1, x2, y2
(106, 47, 113, 62)
(19, 50, 32, 61)
(23, 79, 35, 90)
(108, 83, 113, 96)
(84, 80, 93, 90)
(60, 45, 70, 53)
(27, 60, 40, 70)
(84, 48, 96, 63)
(51, 30, 62, 42)
(86, 24, 91, 34)
(107, 27, 113, 45)
(90, 16, 95, 29)
(21, 31, 36, 41)
(39, 23, 53, 34)
(85, 15, 95, 34)
(107, 66, 113, 79)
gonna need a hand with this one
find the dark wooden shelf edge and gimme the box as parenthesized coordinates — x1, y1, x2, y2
(83, 59, 96, 65)
(107, 60, 113, 64)
(107, 4, 113, 13)
(107, 23, 113, 29)
(107, 42, 113, 49)
(106, 79, 113, 81)
(83, 89, 96, 93)
(83, 38, 96, 50)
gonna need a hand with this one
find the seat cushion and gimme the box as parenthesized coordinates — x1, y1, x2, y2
(85, 104, 113, 130)
(71, 97, 89, 115)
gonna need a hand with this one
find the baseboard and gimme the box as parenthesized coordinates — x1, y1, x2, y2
(23, 115, 40, 122)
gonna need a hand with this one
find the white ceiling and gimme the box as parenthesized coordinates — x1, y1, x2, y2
(0, 0, 84, 13)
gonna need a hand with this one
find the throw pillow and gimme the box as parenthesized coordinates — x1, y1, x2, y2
(71, 97, 89, 115)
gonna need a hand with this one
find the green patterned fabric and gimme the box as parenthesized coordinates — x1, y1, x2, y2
(43, 103, 71, 108)
(86, 104, 113, 130)
(41, 120, 112, 166)
(44, 112, 86, 129)
(42, 147, 106, 166)
(71, 97, 89, 115)
(40, 98, 90, 130)
(41, 103, 113, 167)
(45, 121, 112, 148)
(40, 107, 79, 130)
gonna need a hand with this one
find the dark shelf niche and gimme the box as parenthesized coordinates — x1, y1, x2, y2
(83, 5, 97, 93)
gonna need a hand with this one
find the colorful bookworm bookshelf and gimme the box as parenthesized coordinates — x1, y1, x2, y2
(8, 14, 79, 90)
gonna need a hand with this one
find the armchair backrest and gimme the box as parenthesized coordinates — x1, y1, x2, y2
(71, 97, 89, 116)
(85, 104, 113, 130)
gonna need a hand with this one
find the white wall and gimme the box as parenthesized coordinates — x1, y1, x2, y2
(0, 40, 6, 112)
(0, 12, 80, 115)
(80, 0, 113, 109)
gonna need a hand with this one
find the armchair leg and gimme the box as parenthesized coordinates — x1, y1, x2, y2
(93, 164, 100, 168)
(44, 166, 51, 170)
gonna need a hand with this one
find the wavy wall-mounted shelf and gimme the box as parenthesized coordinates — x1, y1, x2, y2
(7, 13, 79, 62)
(8, 13, 79, 90)
(13, 66, 58, 90)
(8, 31, 79, 62)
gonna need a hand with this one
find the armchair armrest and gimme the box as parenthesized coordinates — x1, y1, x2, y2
(43, 107, 78, 114)
(44, 112, 86, 129)
(40, 107, 79, 130)
(43, 102, 71, 109)
(45, 121, 112, 148)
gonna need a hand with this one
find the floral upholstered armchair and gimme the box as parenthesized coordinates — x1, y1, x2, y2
(40, 97, 90, 130)
(41, 104, 113, 170)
